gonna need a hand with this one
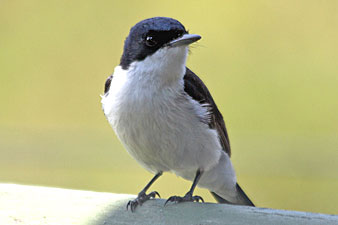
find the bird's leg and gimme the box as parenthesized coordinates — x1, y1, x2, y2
(127, 172, 162, 212)
(165, 170, 204, 205)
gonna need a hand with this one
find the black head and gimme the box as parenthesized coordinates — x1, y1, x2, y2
(120, 17, 199, 70)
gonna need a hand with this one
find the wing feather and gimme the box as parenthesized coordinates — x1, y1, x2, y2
(183, 67, 231, 156)
(104, 75, 113, 94)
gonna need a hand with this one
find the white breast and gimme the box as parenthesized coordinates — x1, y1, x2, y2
(102, 72, 222, 177)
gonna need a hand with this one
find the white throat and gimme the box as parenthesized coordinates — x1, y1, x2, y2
(127, 46, 189, 87)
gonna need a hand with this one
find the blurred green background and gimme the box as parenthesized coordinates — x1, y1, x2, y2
(1, 0, 338, 214)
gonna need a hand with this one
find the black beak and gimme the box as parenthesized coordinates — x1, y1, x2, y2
(167, 34, 201, 47)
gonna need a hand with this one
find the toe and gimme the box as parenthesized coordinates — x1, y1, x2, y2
(126, 191, 161, 212)
(148, 191, 161, 199)
(193, 195, 204, 203)
(164, 196, 185, 205)
(126, 199, 139, 212)
(126, 201, 131, 210)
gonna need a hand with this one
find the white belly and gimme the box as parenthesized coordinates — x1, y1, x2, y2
(101, 67, 222, 175)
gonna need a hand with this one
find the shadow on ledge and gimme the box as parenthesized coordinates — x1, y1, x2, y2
(88, 196, 338, 225)
(0, 183, 337, 225)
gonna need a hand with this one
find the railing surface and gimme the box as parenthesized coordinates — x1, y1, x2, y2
(1, 183, 337, 225)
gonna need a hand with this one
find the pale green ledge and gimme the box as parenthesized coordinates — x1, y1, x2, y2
(0, 183, 337, 225)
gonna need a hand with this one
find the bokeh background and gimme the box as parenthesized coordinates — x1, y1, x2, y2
(1, 0, 338, 214)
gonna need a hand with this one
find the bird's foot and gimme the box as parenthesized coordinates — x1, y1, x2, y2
(126, 191, 160, 212)
(164, 192, 204, 206)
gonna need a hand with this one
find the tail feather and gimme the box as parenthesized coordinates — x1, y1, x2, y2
(211, 183, 255, 207)
(210, 192, 233, 204)
(236, 183, 255, 206)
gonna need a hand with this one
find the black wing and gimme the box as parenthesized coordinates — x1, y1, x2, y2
(183, 67, 231, 156)
(104, 75, 113, 94)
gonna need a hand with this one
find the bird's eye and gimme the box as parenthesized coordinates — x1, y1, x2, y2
(145, 36, 157, 47)
(175, 31, 183, 38)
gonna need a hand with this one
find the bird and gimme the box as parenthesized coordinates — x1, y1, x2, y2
(101, 17, 254, 212)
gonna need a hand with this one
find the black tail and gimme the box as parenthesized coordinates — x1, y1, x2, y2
(211, 183, 255, 207)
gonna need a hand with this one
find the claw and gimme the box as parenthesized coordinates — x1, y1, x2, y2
(149, 191, 161, 199)
(164, 193, 204, 206)
(164, 196, 178, 206)
(126, 191, 161, 212)
(193, 195, 204, 203)
(154, 191, 161, 198)
(126, 200, 136, 212)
